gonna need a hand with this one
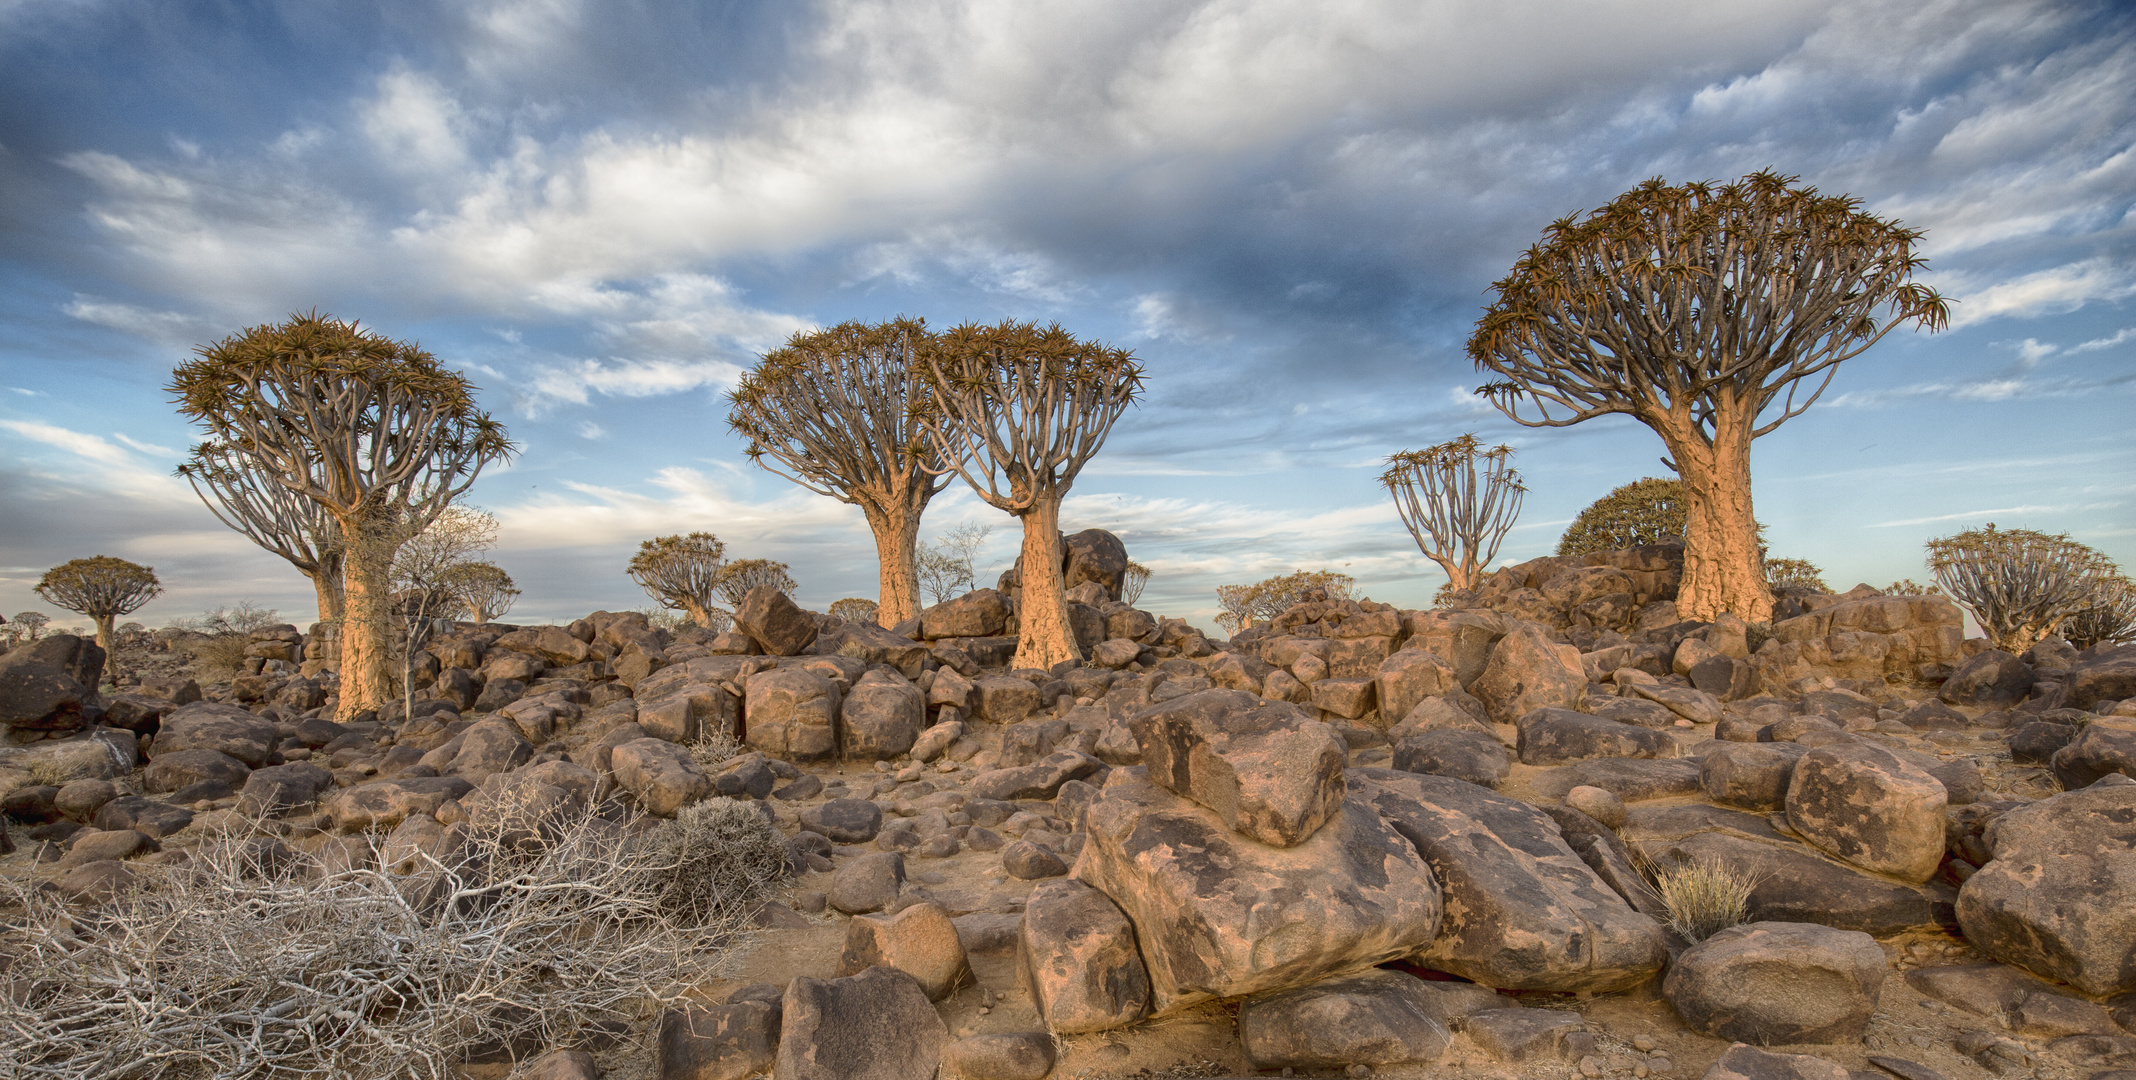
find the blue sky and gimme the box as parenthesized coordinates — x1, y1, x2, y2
(2, 0, 2132, 631)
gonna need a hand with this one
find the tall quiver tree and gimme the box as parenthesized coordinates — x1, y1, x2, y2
(1469, 171, 1948, 622)
(1381, 434, 1525, 592)
(178, 438, 347, 623)
(628, 533, 727, 628)
(35, 556, 161, 684)
(727, 319, 950, 627)
(170, 312, 513, 719)
(913, 321, 1143, 670)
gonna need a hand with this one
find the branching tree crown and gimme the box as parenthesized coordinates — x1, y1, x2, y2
(1381, 435, 1525, 592)
(913, 321, 1143, 669)
(1927, 524, 2124, 653)
(1470, 172, 1948, 621)
(36, 556, 162, 681)
(728, 318, 949, 627)
(628, 533, 727, 629)
(177, 438, 347, 623)
(440, 561, 520, 624)
(829, 598, 880, 625)
(170, 312, 513, 716)
(1122, 560, 1151, 606)
(714, 559, 796, 608)
(1764, 558, 1828, 593)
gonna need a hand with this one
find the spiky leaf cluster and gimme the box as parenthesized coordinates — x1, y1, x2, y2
(1764, 558, 1828, 593)
(440, 561, 520, 623)
(828, 598, 879, 625)
(714, 559, 796, 607)
(1382, 434, 1525, 590)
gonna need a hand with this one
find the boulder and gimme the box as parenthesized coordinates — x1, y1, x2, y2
(657, 1000, 783, 1080)
(1700, 742, 1802, 812)
(2050, 723, 2136, 790)
(839, 677, 924, 761)
(744, 667, 841, 762)
(1309, 676, 1377, 719)
(966, 749, 1102, 802)
(1463, 1007, 1595, 1063)
(1071, 767, 1442, 1013)
(639, 683, 739, 746)
(920, 589, 1010, 640)
(1400, 610, 1509, 688)
(1516, 707, 1679, 766)
(1664, 922, 1885, 1045)
(828, 621, 929, 678)
(0, 635, 103, 730)
(143, 748, 251, 794)
(828, 851, 906, 914)
(1557, 756, 1704, 801)
(89, 795, 193, 839)
(1700, 1044, 1853, 1080)
(2067, 644, 2136, 710)
(1785, 742, 1948, 883)
(1957, 778, 2136, 996)
(325, 776, 475, 833)
(1001, 840, 1068, 879)
(734, 586, 818, 657)
(1391, 729, 1511, 788)
(971, 676, 1041, 724)
(939, 1034, 1055, 1080)
(611, 738, 712, 816)
(1353, 768, 1666, 992)
(238, 762, 335, 815)
(446, 718, 533, 782)
(1062, 528, 1129, 600)
(837, 899, 971, 1001)
(1018, 878, 1151, 1034)
(1628, 681, 1724, 725)
(1237, 968, 1451, 1071)
(492, 625, 592, 667)
(153, 702, 277, 767)
(1127, 688, 1346, 847)
(801, 798, 884, 843)
(775, 966, 946, 1080)
(1470, 627, 1586, 723)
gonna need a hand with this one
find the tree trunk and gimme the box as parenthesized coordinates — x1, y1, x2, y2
(864, 502, 924, 628)
(1010, 493, 1079, 671)
(93, 614, 116, 687)
(1668, 411, 1772, 623)
(336, 512, 396, 719)
(308, 557, 345, 628)
(681, 599, 714, 629)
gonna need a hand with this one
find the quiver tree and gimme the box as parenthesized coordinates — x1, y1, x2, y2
(1926, 525, 2123, 653)
(1122, 561, 1151, 606)
(714, 559, 796, 608)
(2065, 574, 2136, 650)
(178, 439, 347, 624)
(913, 321, 1144, 670)
(628, 533, 726, 628)
(1471, 171, 1949, 622)
(1214, 570, 1356, 635)
(1764, 558, 1828, 593)
(829, 598, 879, 625)
(1558, 478, 1687, 555)
(1381, 435, 1525, 593)
(440, 562, 520, 624)
(34, 556, 161, 682)
(170, 312, 514, 718)
(728, 319, 950, 627)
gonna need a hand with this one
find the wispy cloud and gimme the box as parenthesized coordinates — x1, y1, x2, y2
(1868, 504, 2061, 528)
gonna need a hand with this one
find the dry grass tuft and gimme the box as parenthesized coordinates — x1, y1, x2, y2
(685, 728, 743, 770)
(631, 797, 792, 926)
(0, 810, 753, 1078)
(1652, 855, 1761, 942)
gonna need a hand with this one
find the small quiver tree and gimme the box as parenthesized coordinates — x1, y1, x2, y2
(1471, 171, 1948, 622)
(727, 319, 950, 628)
(441, 561, 520, 624)
(1928, 525, 2124, 653)
(1764, 558, 1828, 594)
(913, 322, 1144, 670)
(2064, 573, 2136, 650)
(1122, 560, 1151, 606)
(1558, 478, 1687, 556)
(34, 557, 160, 684)
(829, 598, 880, 626)
(1381, 435, 1525, 593)
(628, 533, 727, 629)
(715, 559, 796, 610)
(170, 312, 514, 718)
(178, 438, 347, 624)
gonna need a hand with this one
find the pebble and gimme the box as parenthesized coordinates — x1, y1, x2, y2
(1633, 1036, 1656, 1052)
(1579, 1055, 1602, 1077)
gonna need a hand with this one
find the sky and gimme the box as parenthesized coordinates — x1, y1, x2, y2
(1, 0, 2132, 633)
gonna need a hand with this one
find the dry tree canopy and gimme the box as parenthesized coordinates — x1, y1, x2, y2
(1380, 434, 1525, 592)
(628, 532, 727, 628)
(35, 556, 162, 622)
(1764, 557, 1829, 593)
(438, 560, 520, 623)
(177, 438, 347, 619)
(1927, 524, 2131, 653)
(829, 597, 880, 625)
(1216, 569, 1357, 634)
(1122, 560, 1151, 606)
(714, 558, 797, 607)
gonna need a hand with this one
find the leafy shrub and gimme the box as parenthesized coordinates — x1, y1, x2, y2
(1883, 579, 1939, 596)
(632, 797, 793, 926)
(1557, 477, 1685, 555)
(829, 598, 879, 625)
(0, 812, 746, 1079)
(1653, 855, 1759, 942)
(1926, 524, 2125, 653)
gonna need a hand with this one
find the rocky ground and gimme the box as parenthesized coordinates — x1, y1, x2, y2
(2, 538, 2135, 1080)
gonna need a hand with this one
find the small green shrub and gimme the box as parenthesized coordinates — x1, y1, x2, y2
(1557, 477, 1685, 556)
(1654, 856, 1759, 942)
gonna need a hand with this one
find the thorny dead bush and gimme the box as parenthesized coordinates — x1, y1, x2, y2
(632, 797, 793, 927)
(0, 810, 753, 1079)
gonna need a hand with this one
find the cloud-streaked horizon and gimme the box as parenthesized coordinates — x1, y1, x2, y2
(3, 0, 2132, 630)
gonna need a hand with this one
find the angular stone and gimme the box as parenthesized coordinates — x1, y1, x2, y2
(1786, 742, 1948, 883)
(744, 667, 841, 762)
(639, 683, 739, 746)
(837, 899, 971, 1001)
(829, 621, 929, 678)
(733, 585, 818, 657)
(1629, 681, 1724, 725)
(329, 776, 474, 833)
(1471, 627, 1587, 723)
(2051, 723, 2136, 790)
(153, 702, 277, 767)
(238, 761, 335, 815)
(611, 738, 711, 817)
(89, 794, 193, 839)
(492, 625, 593, 667)
(1400, 609, 1509, 688)
(775, 966, 945, 1080)
(1588, 694, 1684, 729)
(1238, 968, 1451, 1070)
(840, 677, 923, 761)
(1540, 804, 1668, 918)
(1309, 675, 1377, 719)
(1018, 878, 1151, 1034)
(1002, 839, 1068, 879)
(1128, 688, 1346, 847)
(828, 851, 906, 914)
(1665, 922, 1885, 1045)
(445, 718, 533, 783)
(1702, 742, 1803, 811)
(2067, 645, 2136, 710)
(0, 635, 99, 730)
(1463, 1008, 1594, 1063)
(523, 1049, 601, 1080)
(1353, 768, 1665, 992)
(1071, 767, 1442, 1013)
(1560, 756, 1705, 801)
(1377, 648, 1460, 728)
(920, 589, 1009, 640)
(971, 676, 1041, 724)
(53, 859, 138, 902)
(1701, 1044, 1853, 1080)
(801, 797, 883, 843)
(1517, 707, 1679, 766)
(143, 748, 250, 794)
(1391, 729, 1511, 788)
(966, 749, 1102, 802)
(1957, 779, 2136, 996)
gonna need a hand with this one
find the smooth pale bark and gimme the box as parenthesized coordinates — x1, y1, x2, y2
(864, 502, 924, 628)
(308, 551, 345, 627)
(336, 514, 396, 719)
(1666, 409, 1772, 623)
(93, 614, 117, 686)
(680, 598, 717, 629)
(1012, 494, 1079, 670)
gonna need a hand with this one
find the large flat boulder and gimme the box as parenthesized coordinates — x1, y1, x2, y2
(1664, 922, 1885, 1045)
(153, 701, 277, 767)
(1516, 707, 1679, 766)
(1237, 968, 1451, 1071)
(1957, 777, 2136, 996)
(1785, 742, 1947, 883)
(1128, 688, 1347, 847)
(2067, 644, 2136, 710)
(326, 776, 475, 833)
(1352, 769, 1665, 993)
(1071, 767, 1442, 1013)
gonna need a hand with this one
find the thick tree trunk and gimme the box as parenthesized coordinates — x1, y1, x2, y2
(680, 599, 715, 629)
(336, 512, 396, 720)
(1669, 412, 1772, 623)
(93, 614, 116, 687)
(864, 502, 924, 628)
(1011, 493, 1079, 671)
(308, 556, 345, 627)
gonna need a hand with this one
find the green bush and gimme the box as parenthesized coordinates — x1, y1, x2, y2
(1764, 558, 1828, 593)
(1557, 478, 1685, 555)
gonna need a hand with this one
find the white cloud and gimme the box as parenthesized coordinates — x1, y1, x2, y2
(359, 69, 471, 175)
(2070, 327, 2136, 353)
(62, 297, 221, 347)
(0, 420, 195, 504)
(576, 420, 606, 440)
(1946, 259, 2136, 327)
(1869, 504, 2063, 528)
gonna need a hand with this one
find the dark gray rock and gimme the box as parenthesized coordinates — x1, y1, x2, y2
(1392, 729, 1511, 788)
(1940, 649, 2036, 706)
(734, 585, 818, 657)
(2050, 723, 2136, 790)
(1001, 839, 1067, 880)
(1516, 707, 1678, 766)
(143, 748, 250, 794)
(153, 702, 276, 767)
(827, 851, 906, 915)
(238, 761, 335, 814)
(1463, 1007, 1595, 1063)
(1957, 778, 2136, 996)
(1128, 688, 1346, 847)
(657, 1001, 780, 1080)
(1018, 878, 1150, 1034)
(775, 966, 945, 1080)
(801, 798, 883, 844)
(1237, 968, 1451, 1070)
(1701, 1044, 1854, 1080)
